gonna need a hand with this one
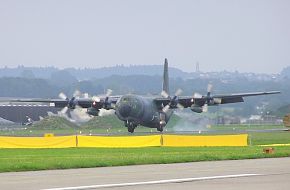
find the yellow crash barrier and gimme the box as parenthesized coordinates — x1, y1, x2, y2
(0, 136, 76, 148)
(0, 134, 248, 148)
(77, 135, 161, 148)
(162, 134, 248, 147)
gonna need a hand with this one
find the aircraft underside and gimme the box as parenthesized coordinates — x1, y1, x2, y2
(121, 110, 171, 133)
(123, 119, 165, 133)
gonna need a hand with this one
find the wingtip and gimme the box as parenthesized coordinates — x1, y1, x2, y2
(266, 91, 281, 94)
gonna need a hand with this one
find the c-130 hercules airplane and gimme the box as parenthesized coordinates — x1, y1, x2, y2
(6, 59, 280, 133)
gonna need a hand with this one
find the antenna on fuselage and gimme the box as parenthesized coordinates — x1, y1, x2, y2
(162, 58, 170, 95)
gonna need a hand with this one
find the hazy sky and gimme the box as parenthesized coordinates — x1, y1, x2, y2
(0, 0, 290, 73)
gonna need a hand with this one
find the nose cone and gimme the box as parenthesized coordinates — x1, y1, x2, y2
(118, 104, 131, 118)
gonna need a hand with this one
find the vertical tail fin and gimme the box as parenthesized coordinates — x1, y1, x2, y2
(162, 58, 169, 95)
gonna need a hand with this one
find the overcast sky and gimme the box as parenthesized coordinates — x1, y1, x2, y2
(0, 0, 289, 73)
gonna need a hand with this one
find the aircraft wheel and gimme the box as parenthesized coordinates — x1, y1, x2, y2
(128, 123, 136, 133)
(128, 127, 134, 133)
(157, 125, 164, 132)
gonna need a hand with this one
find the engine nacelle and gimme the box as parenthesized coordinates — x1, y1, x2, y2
(87, 107, 99, 116)
(190, 105, 203, 113)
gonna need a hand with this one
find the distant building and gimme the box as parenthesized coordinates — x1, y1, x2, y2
(0, 104, 59, 124)
(245, 115, 282, 125)
(216, 116, 241, 125)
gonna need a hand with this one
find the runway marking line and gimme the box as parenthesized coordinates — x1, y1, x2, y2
(42, 173, 261, 190)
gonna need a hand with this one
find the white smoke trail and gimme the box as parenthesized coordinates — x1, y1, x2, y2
(173, 111, 213, 132)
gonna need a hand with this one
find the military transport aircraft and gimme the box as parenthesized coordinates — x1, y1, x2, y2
(3, 59, 280, 133)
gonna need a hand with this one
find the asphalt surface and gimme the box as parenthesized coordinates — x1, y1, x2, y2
(0, 157, 290, 190)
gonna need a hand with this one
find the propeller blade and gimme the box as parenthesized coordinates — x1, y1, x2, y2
(73, 90, 81, 98)
(83, 93, 89, 99)
(60, 106, 68, 114)
(193, 93, 203, 99)
(92, 96, 101, 102)
(106, 89, 113, 97)
(59, 92, 67, 100)
(177, 103, 184, 110)
(161, 90, 169, 98)
(202, 104, 208, 112)
(162, 104, 170, 113)
(213, 98, 222, 104)
(207, 84, 213, 93)
(175, 89, 183, 96)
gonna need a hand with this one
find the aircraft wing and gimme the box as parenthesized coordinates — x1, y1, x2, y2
(210, 91, 281, 105)
(154, 91, 280, 109)
(0, 98, 90, 108)
(0, 96, 120, 109)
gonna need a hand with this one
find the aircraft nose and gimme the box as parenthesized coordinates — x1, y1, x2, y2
(118, 104, 131, 118)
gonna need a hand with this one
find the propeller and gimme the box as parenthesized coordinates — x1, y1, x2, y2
(203, 83, 212, 112)
(91, 89, 114, 110)
(103, 89, 113, 109)
(205, 83, 222, 105)
(58, 90, 116, 120)
(58, 90, 92, 122)
(58, 92, 67, 100)
(191, 84, 222, 113)
(161, 89, 184, 113)
(91, 89, 115, 117)
(58, 91, 79, 115)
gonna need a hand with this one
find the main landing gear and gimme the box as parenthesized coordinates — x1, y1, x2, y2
(157, 121, 166, 132)
(125, 121, 137, 133)
(157, 113, 166, 132)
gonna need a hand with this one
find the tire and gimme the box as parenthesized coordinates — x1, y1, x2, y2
(128, 127, 134, 133)
(127, 123, 136, 133)
(157, 125, 163, 132)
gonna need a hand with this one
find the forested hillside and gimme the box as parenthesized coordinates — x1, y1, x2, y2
(0, 65, 289, 116)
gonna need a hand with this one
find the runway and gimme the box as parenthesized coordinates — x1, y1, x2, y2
(0, 157, 289, 190)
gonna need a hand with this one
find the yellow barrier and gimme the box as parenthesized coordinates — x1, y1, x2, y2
(77, 135, 161, 148)
(0, 136, 76, 148)
(0, 134, 248, 148)
(162, 134, 248, 147)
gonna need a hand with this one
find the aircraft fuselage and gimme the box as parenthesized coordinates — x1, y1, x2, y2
(115, 95, 172, 131)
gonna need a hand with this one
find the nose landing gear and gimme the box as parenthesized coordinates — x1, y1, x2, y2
(125, 120, 137, 133)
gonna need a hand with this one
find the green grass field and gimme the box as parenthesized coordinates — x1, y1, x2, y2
(0, 130, 290, 173)
(0, 146, 289, 173)
(249, 132, 290, 145)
